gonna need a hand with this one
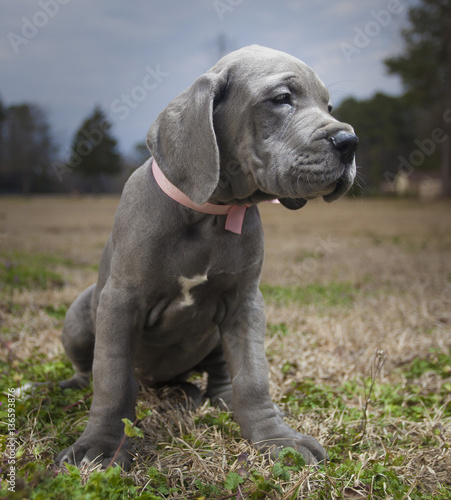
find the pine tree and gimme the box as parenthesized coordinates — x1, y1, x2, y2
(1, 103, 54, 194)
(385, 0, 451, 197)
(70, 105, 121, 191)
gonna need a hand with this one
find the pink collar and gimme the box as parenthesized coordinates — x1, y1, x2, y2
(152, 159, 250, 234)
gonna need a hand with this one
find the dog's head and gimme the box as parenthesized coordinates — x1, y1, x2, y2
(147, 45, 358, 209)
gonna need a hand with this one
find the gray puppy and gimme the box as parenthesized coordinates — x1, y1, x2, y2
(56, 45, 358, 470)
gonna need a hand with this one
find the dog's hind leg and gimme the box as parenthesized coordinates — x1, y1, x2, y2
(198, 341, 233, 410)
(59, 284, 96, 390)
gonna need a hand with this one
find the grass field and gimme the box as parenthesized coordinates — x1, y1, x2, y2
(0, 196, 450, 499)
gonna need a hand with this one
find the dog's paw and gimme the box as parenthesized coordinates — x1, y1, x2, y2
(251, 425, 327, 466)
(56, 439, 133, 471)
(269, 433, 327, 466)
(58, 372, 91, 390)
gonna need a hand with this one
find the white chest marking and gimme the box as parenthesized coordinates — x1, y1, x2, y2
(178, 274, 208, 307)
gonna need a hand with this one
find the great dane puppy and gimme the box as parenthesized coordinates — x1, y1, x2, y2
(56, 45, 358, 469)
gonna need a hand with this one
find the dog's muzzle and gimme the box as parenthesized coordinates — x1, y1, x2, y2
(280, 131, 358, 210)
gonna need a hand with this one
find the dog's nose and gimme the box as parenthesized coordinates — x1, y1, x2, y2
(330, 131, 359, 164)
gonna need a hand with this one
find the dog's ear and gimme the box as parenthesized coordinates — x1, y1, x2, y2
(147, 72, 227, 205)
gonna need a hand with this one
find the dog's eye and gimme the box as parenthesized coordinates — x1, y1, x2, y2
(328, 103, 333, 113)
(271, 93, 292, 105)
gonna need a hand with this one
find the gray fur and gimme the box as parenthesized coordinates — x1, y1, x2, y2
(56, 45, 357, 470)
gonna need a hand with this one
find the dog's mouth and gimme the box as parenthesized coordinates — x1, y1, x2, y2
(278, 197, 308, 210)
(278, 161, 356, 210)
(323, 162, 356, 202)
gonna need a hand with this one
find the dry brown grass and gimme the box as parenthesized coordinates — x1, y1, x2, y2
(1, 195, 450, 498)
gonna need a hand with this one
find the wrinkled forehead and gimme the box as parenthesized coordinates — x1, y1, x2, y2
(211, 45, 330, 103)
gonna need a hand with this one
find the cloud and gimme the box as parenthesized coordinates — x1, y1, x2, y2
(0, 0, 407, 155)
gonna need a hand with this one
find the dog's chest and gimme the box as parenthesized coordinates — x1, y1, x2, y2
(136, 268, 240, 381)
(144, 268, 240, 333)
(133, 214, 264, 381)
(139, 207, 264, 338)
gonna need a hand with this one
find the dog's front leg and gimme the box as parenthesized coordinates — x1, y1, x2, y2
(220, 289, 327, 465)
(56, 281, 140, 470)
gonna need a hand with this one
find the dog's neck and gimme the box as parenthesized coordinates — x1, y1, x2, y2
(152, 159, 251, 234)
(209, 165, 279, 206)
(210, 187, 281, 206)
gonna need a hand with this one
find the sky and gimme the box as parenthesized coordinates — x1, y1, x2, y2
(0, 0, 413, 159)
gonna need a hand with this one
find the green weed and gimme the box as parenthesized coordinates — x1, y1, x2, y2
(402, 348, 451, 379)
(17, 463, 158, 500)
(267, 322, 290, 336)
(195, 410, 241, 438)
(0, 251, 68, 291)
(1, 349, 450, 498)
(260, 282, 356, 308)
(44, 304, 68, 321)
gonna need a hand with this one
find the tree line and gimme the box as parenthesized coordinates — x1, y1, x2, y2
(0, 102, 144, 195)
(335, 0, 451, 198)
(1, 0, 449, 197)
